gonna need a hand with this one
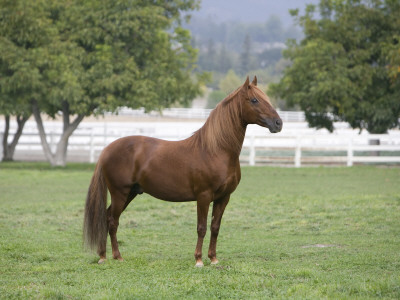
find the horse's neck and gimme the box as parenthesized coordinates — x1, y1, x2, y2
(225, 121, 246, 156)
(193, 101, 247, 157)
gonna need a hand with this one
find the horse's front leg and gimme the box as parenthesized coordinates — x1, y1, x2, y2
(208, 195, 230, 265)
(194, 193, 211, 267)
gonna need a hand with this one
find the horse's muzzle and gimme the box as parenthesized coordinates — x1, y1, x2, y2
(263, 118, 283, 133)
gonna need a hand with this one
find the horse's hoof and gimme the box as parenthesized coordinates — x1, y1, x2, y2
(114, 256, 124, 262)
(210, 258, 219, 265)
(195, 261, 204, 267)
(98, 258, 106, 264)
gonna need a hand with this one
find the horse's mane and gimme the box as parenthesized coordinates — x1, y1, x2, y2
(189, 87, 245, 155)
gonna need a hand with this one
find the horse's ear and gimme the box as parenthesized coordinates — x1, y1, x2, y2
(243, 76, 250, 89)
(252, 76, 257, 86)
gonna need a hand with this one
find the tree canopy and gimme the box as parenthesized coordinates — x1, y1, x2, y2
(34, 0, 204, 117)
(0, 0, 204, 165)
(270, 0, 400, 133)
(0, 0, 52, 160)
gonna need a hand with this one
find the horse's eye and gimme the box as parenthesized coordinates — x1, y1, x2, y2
(251, 98, 258, 104)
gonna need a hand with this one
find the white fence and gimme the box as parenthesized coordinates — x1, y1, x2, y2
(1, 119, 400, 167)
(241, 130, 400, 167)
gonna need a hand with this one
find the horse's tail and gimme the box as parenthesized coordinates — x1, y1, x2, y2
(83, 163, 108, 252)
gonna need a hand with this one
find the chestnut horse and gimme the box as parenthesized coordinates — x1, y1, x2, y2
(83, 76, 282, 266)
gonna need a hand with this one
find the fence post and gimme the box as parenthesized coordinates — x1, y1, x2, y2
(249, 134, 255, 166)
(295, 136, 301, 167)
(347, 138, 353, 167)
(89, 130, 95, 163)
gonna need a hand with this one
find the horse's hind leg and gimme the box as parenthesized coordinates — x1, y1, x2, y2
(97, 239, 107, 264)
(108, 189, 136, 261)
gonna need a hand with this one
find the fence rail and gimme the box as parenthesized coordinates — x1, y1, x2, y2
(240, 132, 400, 167)
(1, 120, 400, 167)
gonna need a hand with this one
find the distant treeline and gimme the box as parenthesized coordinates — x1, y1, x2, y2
(185, 15, 301, 77)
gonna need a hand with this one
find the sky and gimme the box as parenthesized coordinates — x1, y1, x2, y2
(190, 0, 320, 26)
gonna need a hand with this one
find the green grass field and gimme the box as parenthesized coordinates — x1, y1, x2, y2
(0, 162, 399, 299)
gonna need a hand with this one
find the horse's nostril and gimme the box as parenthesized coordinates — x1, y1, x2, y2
(275, 119, 282, 126)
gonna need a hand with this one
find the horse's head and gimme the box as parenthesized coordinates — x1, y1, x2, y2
(240, 76, 282, 133)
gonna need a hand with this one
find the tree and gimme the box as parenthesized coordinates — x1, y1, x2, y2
(1, 0, 204, 166)
(239, 34, 252, 75)
(0, 0, 52, 161)
(383, 35, 400, 85)
(198, 38, 217, 71)
(216, 45, 233, 73)
(0, 39, 33, 161)
(270, 0, 400, 133)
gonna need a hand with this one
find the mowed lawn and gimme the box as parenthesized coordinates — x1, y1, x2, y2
(0, 162, 399, 299)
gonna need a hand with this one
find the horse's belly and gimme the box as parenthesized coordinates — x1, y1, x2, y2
(146, 189, 196, 202)
(139, 168, 196, 202)
(143, 182, 196, 202)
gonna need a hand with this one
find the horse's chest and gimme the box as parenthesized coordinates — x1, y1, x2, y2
(210, 165, 241, 199)
(214, 178, 237, 199)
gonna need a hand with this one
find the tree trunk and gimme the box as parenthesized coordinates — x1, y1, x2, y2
(2, 115, 11, 161)
(31, 99, 85, 167)
(2, 114, 29, 161)
(32, 100, 56, 165)
(53, 134, 71, 167)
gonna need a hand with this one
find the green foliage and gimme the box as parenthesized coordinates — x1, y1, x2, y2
(0, 163, 399, 298)
(270, 0, 400, 133)
(0, 0, 205, 164)
(0, 0, 204, 117)
(0, 0, 49, 116)
(382, 35, 400, 83)
(0, 0, 52, 160)
(54, 0, 204, 115)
